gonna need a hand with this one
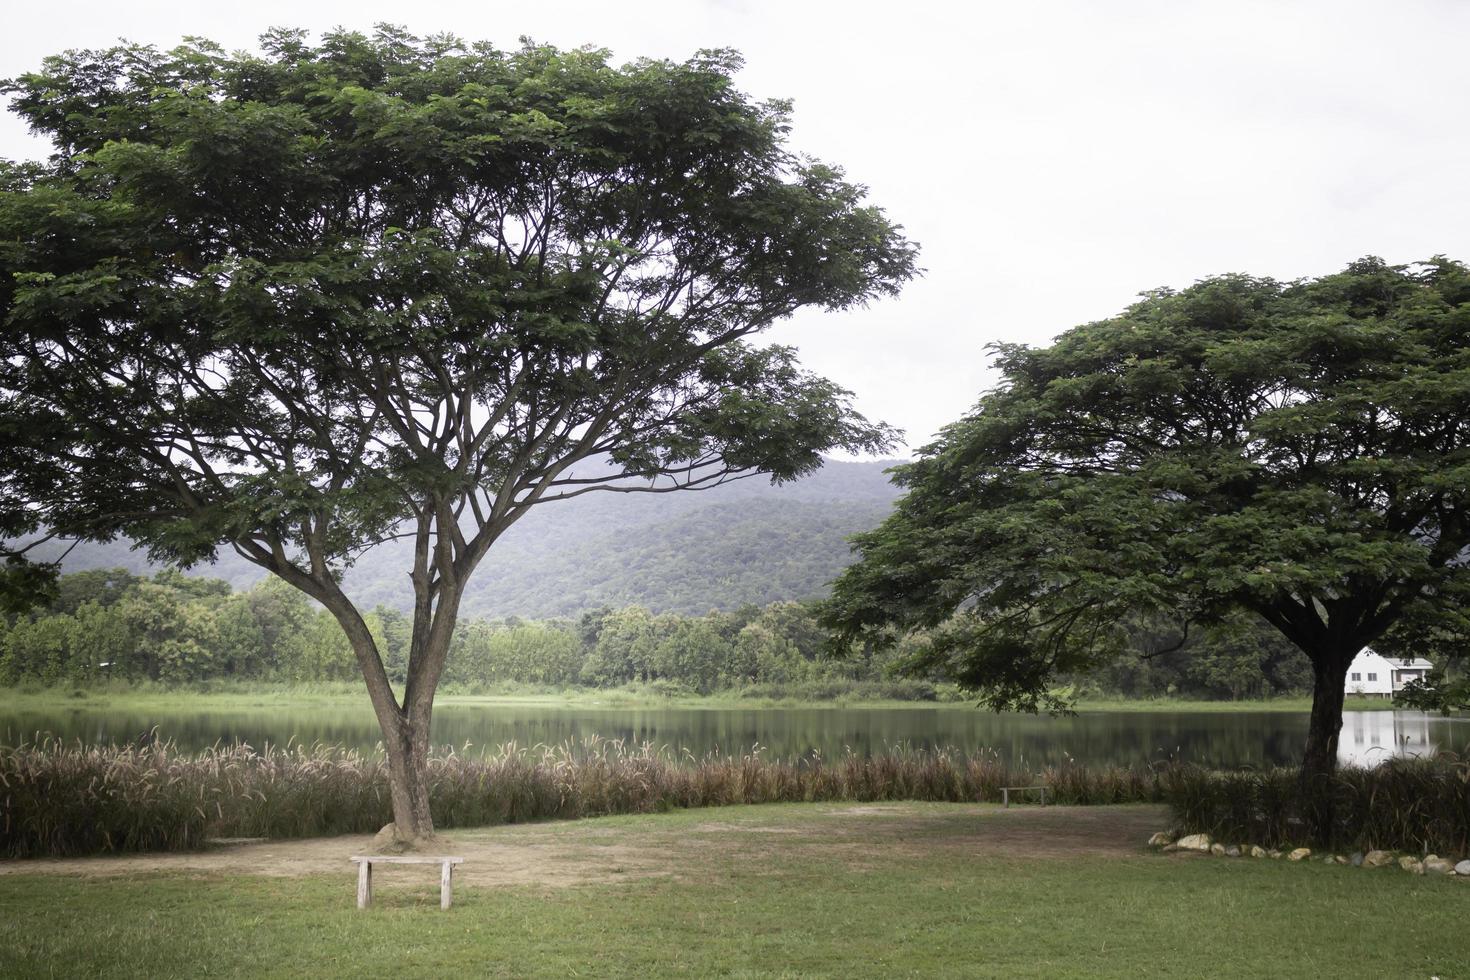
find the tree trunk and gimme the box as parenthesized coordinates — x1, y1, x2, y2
(377, 703, 438, 848)
(329, 600, 449, 850)
(373, 574, 462, 850)
(1300, 652, 1351, 846)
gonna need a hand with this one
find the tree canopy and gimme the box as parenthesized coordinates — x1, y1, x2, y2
(0, 27, 917, 842)
(825, 257, 1470, 795)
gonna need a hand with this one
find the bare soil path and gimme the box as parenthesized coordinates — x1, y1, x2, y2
(0, 803, 1169, 888)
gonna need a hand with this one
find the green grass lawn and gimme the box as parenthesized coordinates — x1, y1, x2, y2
(1, 804, 1464, 979)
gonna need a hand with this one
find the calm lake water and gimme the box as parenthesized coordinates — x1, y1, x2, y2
(4, 702, 1467, 769)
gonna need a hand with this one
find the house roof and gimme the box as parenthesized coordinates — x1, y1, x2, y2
(1354, 649, 1434, 670)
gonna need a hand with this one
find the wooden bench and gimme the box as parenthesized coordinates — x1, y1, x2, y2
(1000, 785, 1048, 808)
(350, 855, 464, 910)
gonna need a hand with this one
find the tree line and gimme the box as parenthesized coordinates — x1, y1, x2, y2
(0, 569, 1320, 699)
(0, 568, 885, 691)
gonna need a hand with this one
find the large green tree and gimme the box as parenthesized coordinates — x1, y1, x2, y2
(0, 28, 916, 844)
(825, 258, 1470, 840)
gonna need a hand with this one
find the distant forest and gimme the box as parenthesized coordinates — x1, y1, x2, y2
(0, 568, 915, 697)
(2, 568, 1317, 700)
(23, 460, 902, 619)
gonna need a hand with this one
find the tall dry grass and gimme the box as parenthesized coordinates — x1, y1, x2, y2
(1162, 757, 1470, 855)
(0, 736, 1164, 858)
(13, 735, 1460, 860)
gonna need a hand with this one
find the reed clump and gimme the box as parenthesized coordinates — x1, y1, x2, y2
(0, 736, 1168, 858)
(1161, 756, 1470, 856)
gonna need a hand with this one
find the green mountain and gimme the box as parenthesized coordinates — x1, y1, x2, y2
(35, 460, 902, 618)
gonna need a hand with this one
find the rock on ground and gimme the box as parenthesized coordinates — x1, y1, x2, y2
(1422, 857, 1455, 875)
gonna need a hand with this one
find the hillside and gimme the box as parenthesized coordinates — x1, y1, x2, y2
(33, 459, 902, 618)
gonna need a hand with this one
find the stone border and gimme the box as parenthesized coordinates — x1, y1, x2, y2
(1147, 832, 1470, 877)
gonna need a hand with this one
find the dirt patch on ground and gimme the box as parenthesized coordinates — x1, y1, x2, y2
(0, 804, 1170, 886)
(0, 836, 671, 888)
(689, 821, 802, 834)
(681, 805, 1169, 867)
(893, 804, 1168, 860)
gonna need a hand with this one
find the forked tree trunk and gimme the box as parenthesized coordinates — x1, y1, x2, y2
(1300, 652, 1352, 846)
(332, 596, 456, 850)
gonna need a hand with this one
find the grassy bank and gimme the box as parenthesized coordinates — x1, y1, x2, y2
(1073, 695, 1401, 713)
(1, 804, 1464, 979)
(0, 681, 1409, 712)
(0, 679, 958, 710)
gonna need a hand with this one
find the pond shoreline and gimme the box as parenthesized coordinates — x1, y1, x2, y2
(0, 682, 1411, 714)
(6, 683, 1462, 774)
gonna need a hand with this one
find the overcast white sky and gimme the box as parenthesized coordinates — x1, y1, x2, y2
(5, 0, 1469, 455)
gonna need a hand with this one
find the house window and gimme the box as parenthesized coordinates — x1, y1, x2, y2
(1367, 673, 1377, 681)
(1351, 673, 1361, 681)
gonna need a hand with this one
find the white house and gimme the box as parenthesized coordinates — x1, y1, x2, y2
(1344, 648, 1433, 698)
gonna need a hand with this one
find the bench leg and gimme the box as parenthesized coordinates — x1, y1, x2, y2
(1002, 788, 1009, 808)
(441, 862, 453, 910)
(357, 862, 372, 909)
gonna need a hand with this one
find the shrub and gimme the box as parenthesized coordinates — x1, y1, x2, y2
(1161, 756, 1470, 855)
(735, 679, 941, 702)
(646, 679, 698, 699)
